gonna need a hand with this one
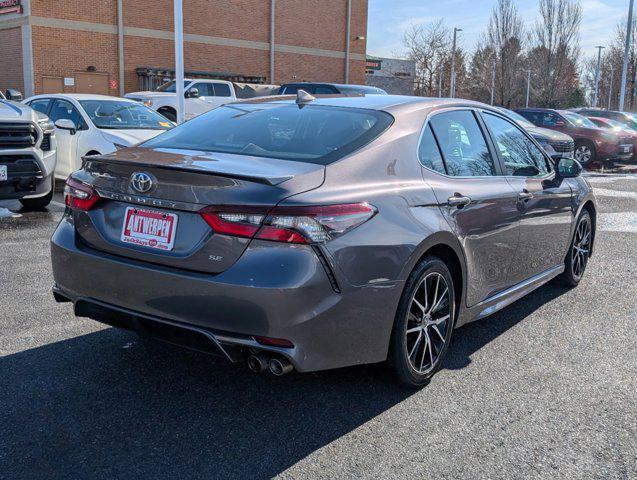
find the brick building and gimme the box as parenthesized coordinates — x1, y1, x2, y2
(0, 0, 368, 97)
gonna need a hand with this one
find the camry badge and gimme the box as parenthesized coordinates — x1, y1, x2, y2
(131, 172, 153, 193)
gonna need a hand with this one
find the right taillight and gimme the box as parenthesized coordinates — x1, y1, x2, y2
(199, 203, 376, 244)
(64, 177, 100, 211)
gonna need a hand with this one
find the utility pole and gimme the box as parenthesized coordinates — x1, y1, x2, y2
(450, 27, 462, 98)
(593, 45, 605, 107)
(174, 0, 185, 124)
(525, 70, 531, 108)
(608, 65, 614, 110)
(490, 57, 496, 105)
(619, 0, 634, 111)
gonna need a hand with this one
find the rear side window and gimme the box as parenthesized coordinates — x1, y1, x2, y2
(517, 111, 541, 125)
(482, 113, 550, 176)
(213, 83, 231, 97)
(429, 110, 496, 177)
(418, 125, 446, 174)
(142, 103, 394, 165)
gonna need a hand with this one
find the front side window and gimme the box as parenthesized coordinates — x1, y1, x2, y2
(49, 99, 86, 129)
(541, 112, 562, 127)
(29, 98, 51, 115)
(142, 103, 393, 165)
(79, 100, 173, 130)
(517, 110, 541, 126)
(428, 110, 496, 177)
(190, 83, 214, 97)
(483, 113, 550, 177)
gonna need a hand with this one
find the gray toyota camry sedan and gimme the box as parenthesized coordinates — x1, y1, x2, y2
(51, 94, 596, 386)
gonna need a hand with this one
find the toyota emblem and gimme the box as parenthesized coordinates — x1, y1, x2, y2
(131, 172, 154, 193)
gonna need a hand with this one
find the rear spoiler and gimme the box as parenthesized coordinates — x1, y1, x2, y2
(82, 154, 294, 186)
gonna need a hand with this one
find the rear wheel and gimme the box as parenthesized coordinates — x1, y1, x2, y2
(556, 210, 592, 287)
(19, 176, 54, 210)
(574, 140, 595, 166)
(389, 256, 455, 387)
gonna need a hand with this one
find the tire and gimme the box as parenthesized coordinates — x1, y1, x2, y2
(556, 210, 593, 287)
(19, 176, 54, 210)
(574, 140, 596, 166)
(157, 107, 176, 123)
(388, 255, 456, 387)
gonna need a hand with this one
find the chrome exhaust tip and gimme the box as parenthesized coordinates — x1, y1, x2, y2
(247, 352, 270, 373)
(268, 356, 293, 376)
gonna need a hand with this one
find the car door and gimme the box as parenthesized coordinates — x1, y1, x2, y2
(421, 109, 521, 307)
(47, 99, 85, 178)
(480, 111, 573, 282)
(184, 82, 213, 119)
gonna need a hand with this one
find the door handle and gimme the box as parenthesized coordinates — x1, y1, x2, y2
(518, 190, 534, 201)
(447, 195, 472, 207)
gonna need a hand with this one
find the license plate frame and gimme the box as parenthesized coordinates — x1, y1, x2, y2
(120, 207, 178, 251)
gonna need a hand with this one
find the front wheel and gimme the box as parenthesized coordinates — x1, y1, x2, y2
(574, 141, 596, 166)
(556, 210, 592, 287)
(388, 256, 456, 387)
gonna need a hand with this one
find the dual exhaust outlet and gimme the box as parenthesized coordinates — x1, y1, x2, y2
(247, 351, 293, 376)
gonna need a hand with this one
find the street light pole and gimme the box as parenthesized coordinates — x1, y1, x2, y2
(593, 45, 605, 107)
(608, 65, 614, 110)
(525, 70, 531, 107)
(174, 0, 185, 124)
(450, 27, 462, 98)
(490, 56, 496, 105)
(619, 0, 634, 111)
(438, 69, 443, 97)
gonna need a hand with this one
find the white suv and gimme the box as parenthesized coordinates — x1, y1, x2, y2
(0, 99, 57, 209)
(126, 79, 278, 121)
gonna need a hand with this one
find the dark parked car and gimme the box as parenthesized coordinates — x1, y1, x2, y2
(497, 107, 574, 160)
(586, 116, 637, 162)
(51, 95, 596, 387)
(516, 108, 633, 165)
(277, 82, 387, 95)
(572, 108, 637, 131)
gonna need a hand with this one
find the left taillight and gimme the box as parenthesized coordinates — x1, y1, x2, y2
(199, 203, 377, 244)
(64, 177, 100, 211)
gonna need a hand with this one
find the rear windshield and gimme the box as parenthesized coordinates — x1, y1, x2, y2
(142, 103, 393, 165)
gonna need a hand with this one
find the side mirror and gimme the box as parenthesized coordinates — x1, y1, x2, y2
(5, 89, 22, 101)
(54, 118, 77, 135)
(185, 88, 199, 99)
(555, 120, 566, 127)
(556, 157, 582, 178)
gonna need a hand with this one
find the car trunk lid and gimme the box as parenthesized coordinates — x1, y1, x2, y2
(72, 147, 325, 273)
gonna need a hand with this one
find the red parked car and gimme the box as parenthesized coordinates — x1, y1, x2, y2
(516, 108, 633, 166)
(586, 116, 637, 162)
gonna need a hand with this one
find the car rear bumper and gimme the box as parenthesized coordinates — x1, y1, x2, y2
(50, 215, 402, 372)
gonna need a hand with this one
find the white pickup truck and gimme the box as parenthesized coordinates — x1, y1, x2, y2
(125, 79, 278, 122)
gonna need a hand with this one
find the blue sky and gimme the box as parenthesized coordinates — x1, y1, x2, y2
(367, 0, 629, 59)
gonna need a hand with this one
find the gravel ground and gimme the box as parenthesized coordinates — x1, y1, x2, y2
(0, 174, 635, 480)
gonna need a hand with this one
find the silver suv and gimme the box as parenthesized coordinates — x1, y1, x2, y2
(0, 98, 57, 209)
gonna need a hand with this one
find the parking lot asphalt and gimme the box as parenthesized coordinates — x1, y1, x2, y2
(1, 173, 636, 480)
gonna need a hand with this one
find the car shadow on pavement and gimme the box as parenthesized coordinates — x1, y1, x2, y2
(0, 283, 569, 480)
(444, 283, 570, 370)
(0, 327, 413, 480)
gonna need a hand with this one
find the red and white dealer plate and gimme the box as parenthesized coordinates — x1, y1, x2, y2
(121, 207, 178, 251)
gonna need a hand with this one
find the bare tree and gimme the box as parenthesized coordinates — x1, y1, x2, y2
(529, 0, 582, 107)
(403, 20, 451, 96)
(486, 0, 525, 106)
